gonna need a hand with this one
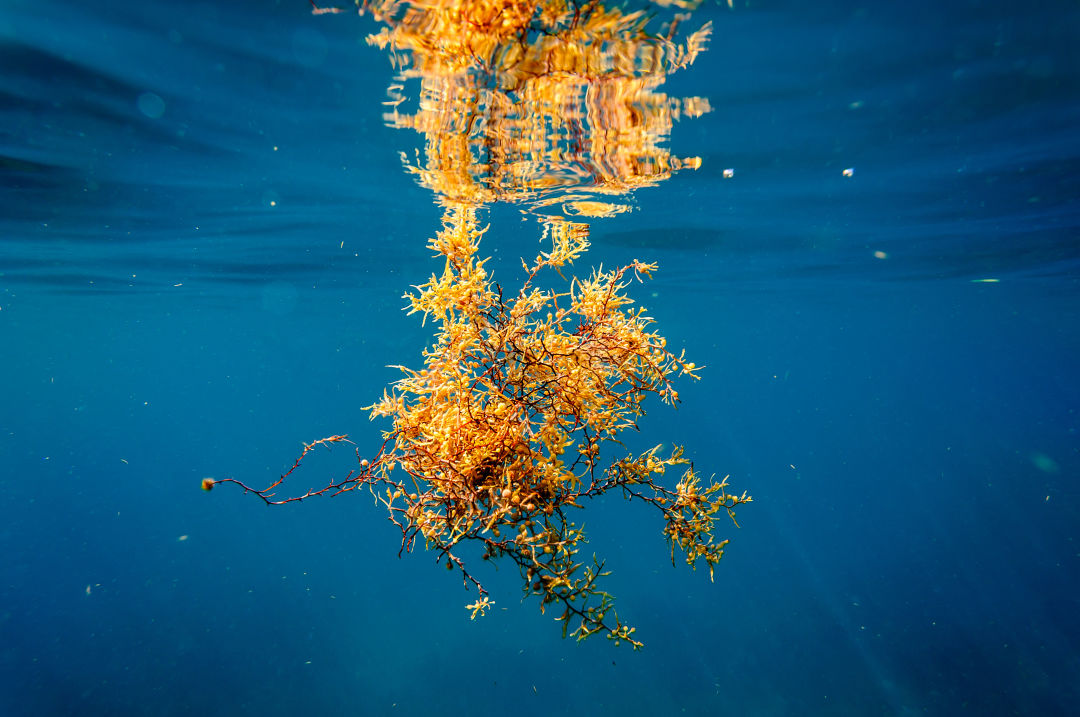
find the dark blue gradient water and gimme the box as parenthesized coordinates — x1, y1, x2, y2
(2, 1, 1078, 714)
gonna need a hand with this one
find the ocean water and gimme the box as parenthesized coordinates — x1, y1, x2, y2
(2, 0, 1078, 715)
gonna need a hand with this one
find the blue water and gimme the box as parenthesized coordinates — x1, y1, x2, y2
(2, 0, 1078, 714)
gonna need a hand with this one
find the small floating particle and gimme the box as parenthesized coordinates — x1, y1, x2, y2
(842, 167, 855, 177)
(136, 92, 165, 119)
(1031, 452, 1060, 473)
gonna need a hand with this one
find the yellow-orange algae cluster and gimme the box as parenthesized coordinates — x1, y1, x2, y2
(214, 0, 750, 647)
(370, 205, 750, 645)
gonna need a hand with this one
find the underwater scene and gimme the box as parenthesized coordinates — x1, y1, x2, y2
(1, 0, 1078, 714)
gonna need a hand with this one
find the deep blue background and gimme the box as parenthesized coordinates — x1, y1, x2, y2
(2, 0, 1078, 714)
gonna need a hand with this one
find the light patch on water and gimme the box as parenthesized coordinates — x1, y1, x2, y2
(137, 92, 165, 119)
(1030, 452, 1060, 474)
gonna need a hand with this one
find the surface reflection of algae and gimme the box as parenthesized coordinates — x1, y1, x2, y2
(366, 0, 712, 215)
(212, 0, 750, 648)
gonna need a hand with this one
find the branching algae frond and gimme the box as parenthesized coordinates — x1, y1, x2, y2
(208, 0, 751, 648)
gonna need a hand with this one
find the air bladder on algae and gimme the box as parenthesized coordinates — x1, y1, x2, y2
(212, 0, 750, 648)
